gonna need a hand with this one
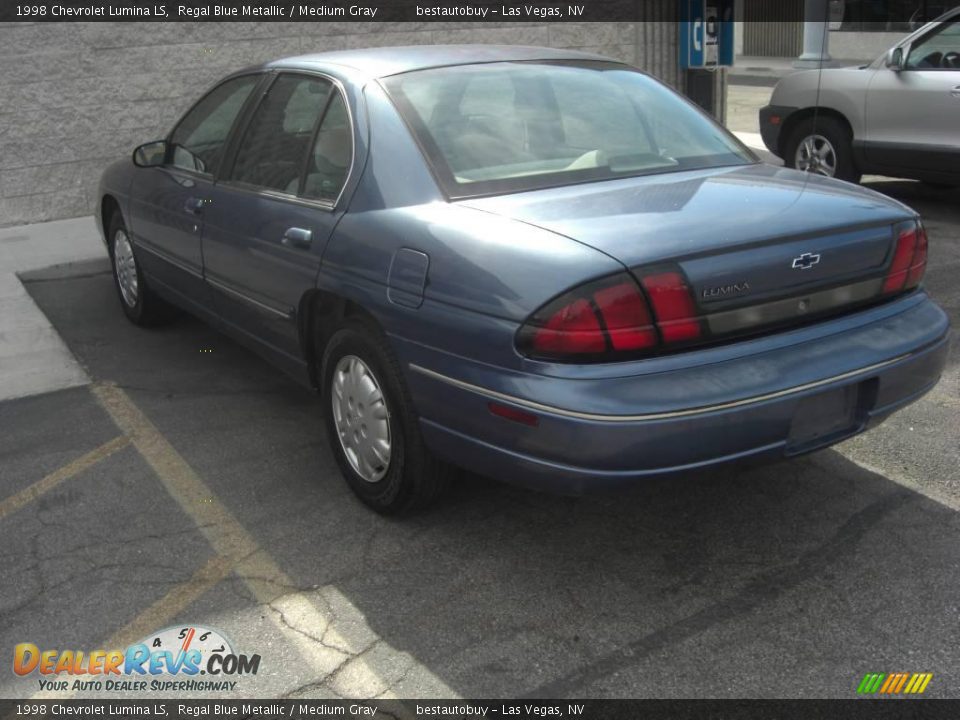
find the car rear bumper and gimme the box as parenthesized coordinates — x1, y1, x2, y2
(398, 293, 949, 494)
(759, 104, 798, 157)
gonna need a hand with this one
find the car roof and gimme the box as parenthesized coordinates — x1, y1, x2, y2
(266, 44, 621, 79)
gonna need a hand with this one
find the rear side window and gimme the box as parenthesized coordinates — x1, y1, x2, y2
(169, 75, 259, 175)
(302, 92, 352, 202)
(229, 74, 333, 194)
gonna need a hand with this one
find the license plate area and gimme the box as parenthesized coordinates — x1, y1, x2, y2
(786, 380, 875, 455)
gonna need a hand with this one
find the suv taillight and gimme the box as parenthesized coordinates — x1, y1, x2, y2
(517, 269, 701, 362)
(883, 221, 927, 294)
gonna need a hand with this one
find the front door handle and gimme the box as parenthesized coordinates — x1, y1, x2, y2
(184, 197, 205, 215)
(951, 85, 960, 98)
(282, 227, 312, 249)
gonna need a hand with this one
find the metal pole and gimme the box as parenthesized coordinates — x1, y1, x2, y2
(793, 0, 833, 68)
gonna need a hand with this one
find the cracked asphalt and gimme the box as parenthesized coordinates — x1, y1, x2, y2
(0, 176, 958, 700)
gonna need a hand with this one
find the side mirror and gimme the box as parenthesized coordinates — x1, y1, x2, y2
(885, 47, 905, 71)
(133, 140, 167, 168)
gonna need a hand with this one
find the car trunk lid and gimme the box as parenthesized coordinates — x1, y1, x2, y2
(459, 163, 916, 341)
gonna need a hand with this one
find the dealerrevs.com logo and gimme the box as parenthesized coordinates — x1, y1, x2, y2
(13, 625, 260, 693)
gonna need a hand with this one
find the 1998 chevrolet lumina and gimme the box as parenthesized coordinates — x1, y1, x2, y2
(97, 46, 950, 514)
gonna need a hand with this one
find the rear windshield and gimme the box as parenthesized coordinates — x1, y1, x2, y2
(382, 60, 755, 198)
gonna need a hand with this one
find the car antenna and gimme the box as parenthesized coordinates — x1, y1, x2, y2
(804, 14, 830, 191)
(812, 17, 828, 139)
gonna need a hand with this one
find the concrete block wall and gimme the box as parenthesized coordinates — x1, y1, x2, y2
(0, 13, 713, 228)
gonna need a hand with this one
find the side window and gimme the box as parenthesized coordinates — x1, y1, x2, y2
(906, 21, 960, 69)
(169, 75, 259, 175)
(302, 91, 353, 202)
(229, 74, 332, 194)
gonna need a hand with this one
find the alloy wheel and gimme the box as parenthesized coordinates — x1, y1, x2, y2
(794, 134, 838, 178)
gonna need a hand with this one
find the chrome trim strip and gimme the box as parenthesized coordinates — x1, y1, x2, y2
(206, 277, 292, 319)
(408, 354, 912, 423)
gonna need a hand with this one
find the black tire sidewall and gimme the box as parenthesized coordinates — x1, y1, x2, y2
(321, 324, 414, 512)
(785, 117, 860, 183)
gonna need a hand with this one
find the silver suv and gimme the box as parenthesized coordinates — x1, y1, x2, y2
(760, 7, 960, 185)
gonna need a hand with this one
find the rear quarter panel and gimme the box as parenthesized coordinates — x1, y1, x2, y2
(321, 80, 626, 371)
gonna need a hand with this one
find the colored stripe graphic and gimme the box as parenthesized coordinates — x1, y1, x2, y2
(879, 674, 898, 693)
(857, 672, 932, 695)
(857, 673, 885, 694)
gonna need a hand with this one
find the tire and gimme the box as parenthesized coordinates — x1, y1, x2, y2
(784, 116, 861, 184)
(107, 212, 175, 326)
(320, 317, 451, 514)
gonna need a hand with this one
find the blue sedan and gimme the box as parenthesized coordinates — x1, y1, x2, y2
(96, 45, 949, 513)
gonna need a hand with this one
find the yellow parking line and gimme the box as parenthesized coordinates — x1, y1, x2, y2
(29, 554, 238, 702)
(106, 554, 237, 649)
(0, 435, 129, 521)
(89, 382, 455, 698)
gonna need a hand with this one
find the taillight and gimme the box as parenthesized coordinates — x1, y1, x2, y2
(517, 269, 701, 362)
(639, 271, 701, 343)
(884, 221, 927, 294)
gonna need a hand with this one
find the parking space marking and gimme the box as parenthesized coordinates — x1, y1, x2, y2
(28, 554, 238, 702)
(106, 554, 236, 648)
(90, 382, 456, 698)
(0, 435, 128, 521)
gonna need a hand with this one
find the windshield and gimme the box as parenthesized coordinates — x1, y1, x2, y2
(382, 60, 755, 198)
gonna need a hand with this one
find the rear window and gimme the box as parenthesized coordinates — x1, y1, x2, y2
(382, 61, 754, 198)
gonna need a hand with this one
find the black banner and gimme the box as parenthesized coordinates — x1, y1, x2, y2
(3, 700, 960, 720)
(0, 0, 809, 23)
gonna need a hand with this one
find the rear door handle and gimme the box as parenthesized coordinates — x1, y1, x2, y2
(184, 197, 205, 215)
(951, 85, 960, 98)
(282, 227, 312, 249)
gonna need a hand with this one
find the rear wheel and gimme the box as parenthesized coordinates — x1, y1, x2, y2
(321, 317, 451, 514)
(784, 116, 861, 184)
(108, 212, 174, 326)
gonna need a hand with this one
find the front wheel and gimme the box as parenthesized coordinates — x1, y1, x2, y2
(784, 116, 861, 184)
(321, 318, 451, 514)
(108, 213, 174, 326)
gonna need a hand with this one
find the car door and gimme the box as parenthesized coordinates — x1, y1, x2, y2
(202, 72, 354, 359)
(864, 18, 960, 176)
(126, 73, 262, 302)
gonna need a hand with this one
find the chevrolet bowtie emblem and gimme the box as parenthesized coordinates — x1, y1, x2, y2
(792, 252, 821, 270)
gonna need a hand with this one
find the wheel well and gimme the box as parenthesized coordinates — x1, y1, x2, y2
(101, 195, 121, 245)
(779, 107, 854, 157)
(299, 291, 379, 391)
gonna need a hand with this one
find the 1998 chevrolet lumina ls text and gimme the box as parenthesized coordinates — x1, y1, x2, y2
(97, 46, 950, 514)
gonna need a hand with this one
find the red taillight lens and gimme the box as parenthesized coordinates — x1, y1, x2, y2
(518, 269, 701, 362)
(592, 282, 657, 351)
(639, 271, 702, 343)
(883, 222, 927, 294)
(906, 224, 927, 289)
(533, 297, 606, 355)
(519, 273, 657, 361)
